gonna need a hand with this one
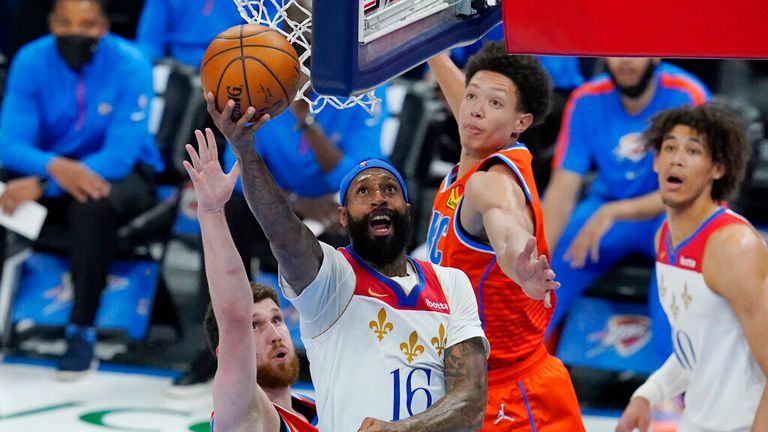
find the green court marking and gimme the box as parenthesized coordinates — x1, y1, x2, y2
(188, 421, 211, 432)
(80, 408, 191, 431)
(0, 402, 82, 420)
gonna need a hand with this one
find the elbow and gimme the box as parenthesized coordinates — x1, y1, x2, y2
(463, 394, 487, 431)
(460, 381, 488, 431)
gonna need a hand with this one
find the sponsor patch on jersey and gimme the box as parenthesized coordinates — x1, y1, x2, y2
(445, 186, 463, 210)
(679, 255, 697, 268)
(425, 298, 449, 311)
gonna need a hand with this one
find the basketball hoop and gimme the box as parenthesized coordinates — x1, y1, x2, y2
(234, 0, 381, 114)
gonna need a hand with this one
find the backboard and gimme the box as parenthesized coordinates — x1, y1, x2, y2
(311, 0, 501, 96)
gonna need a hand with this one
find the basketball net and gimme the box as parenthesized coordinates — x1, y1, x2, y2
(234, 0, 381, 114)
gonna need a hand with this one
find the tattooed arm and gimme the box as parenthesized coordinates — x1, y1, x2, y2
(358, 337, 488, 432)
(205, 93, 323, 293)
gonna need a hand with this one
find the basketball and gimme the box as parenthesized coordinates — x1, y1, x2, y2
(200, 23, 301, 121)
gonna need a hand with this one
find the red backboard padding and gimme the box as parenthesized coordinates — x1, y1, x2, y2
(503, 0, 768, 58)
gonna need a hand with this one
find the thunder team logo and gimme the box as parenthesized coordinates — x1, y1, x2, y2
(613, 132, 647, 162)
(445, 186, 463, 210)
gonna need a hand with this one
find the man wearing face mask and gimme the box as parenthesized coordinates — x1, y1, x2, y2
(541, 58, 709, 356)
(0, 0, 163, 377)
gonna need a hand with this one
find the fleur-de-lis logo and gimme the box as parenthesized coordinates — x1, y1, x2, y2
(682, 283, 692, 309)
(369, 308, 393, 342)
(431, 323, 447, 357)
(670, 293, 679, 320)
(400, 331, 425, 364)
(659, 274, 667, 299)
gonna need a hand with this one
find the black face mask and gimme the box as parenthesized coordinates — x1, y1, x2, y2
(56, 35, 99, 72)
(608, 61, 658, 99)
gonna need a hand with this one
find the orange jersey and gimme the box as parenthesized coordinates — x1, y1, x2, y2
(427, 145, 553, 369)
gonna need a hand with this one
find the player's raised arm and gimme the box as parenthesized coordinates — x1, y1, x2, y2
(205, 93, 323, 293)
(183, 129, 280, 432)
(705, 224, 768, 430)
(462, 164, 559, 307)
(427, 52, 466, 117)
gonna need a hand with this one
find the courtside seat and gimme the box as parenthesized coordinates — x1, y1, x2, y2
(1, 59, 206, 349)
(584, 254, 653, 303)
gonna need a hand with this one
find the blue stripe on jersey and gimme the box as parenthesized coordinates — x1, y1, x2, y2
(476, 257, 497, 330)
(452, 199, 495, 253)
(666, 207, 725, 263)
(518, 380, 538, 432)
(485, 153, 533, 203)
(345, 246, 426, 307)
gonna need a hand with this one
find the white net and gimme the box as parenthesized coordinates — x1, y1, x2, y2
(233, 0, 380, 114)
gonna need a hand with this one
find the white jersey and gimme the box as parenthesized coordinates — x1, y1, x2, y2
(656, 208, 765, 431)
(280, 242, 489, 432)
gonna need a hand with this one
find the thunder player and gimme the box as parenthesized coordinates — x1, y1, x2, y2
(427, 42, 584, 430)
(204, 91, 489, 432)
(616, 105, 767, 431)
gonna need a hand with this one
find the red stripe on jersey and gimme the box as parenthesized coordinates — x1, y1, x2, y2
(340, 247, 450, 314)
(659, 72, 708, 106)
(657, 208, 753, 273)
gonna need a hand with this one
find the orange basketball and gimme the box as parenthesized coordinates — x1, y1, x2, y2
(200, 23, 300, 121)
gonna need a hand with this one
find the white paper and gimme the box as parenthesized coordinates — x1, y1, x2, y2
(0, 182, 48, 240)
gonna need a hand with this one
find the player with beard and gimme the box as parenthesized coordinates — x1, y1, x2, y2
(616, 104, 768, 432)
(427, 42, 583, 430)
(541, 57, 710, 354)
(203, 90, 490, 432)
(184, 129, 316, 432)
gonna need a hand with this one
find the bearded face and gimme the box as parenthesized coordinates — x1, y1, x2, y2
(257, 343, 300, 388)
(346, 205, 412, 266)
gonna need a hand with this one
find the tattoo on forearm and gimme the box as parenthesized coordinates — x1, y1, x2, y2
(238, 154, 322, 288)
(396, 337, 488, 431)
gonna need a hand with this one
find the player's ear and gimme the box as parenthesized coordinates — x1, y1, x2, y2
(338, 206, 348, 227)
(712, 162, 726, 180)
(514, 113, 534, 135)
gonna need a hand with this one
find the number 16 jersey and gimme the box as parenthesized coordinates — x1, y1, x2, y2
(280, 242, 488, 431)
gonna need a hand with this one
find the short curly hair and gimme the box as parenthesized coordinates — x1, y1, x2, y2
(203, 282, 280, 355)
(464, 42, 552, 126)
(644, 103, 750, 202)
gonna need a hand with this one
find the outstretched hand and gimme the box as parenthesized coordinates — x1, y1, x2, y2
(182, 128, 240, 214)
(515, 237, 559, 308)
(204, 92, 270, 156)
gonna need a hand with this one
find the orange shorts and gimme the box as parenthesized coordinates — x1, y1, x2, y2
(482, 347, 584, 432)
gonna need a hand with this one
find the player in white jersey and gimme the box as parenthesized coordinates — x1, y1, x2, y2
(205, 94, 491, 432)
(616, 104, 768, 432)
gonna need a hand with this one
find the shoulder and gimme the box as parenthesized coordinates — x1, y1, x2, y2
(656, 63, 710, 102)
(13, 36, 55, 67)
(570, 74, 615, 102)
(429, 264, 475, 300)
(706, 223, 764, 259)
(703, 223, 767, 291)
(103, 34, 153, 70)
(465, 164, 526, 204)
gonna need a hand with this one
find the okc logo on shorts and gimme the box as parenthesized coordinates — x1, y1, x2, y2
(587, 315, 651, 357)
(613, 132, 646, 162)
(425, 298, 449, 311)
